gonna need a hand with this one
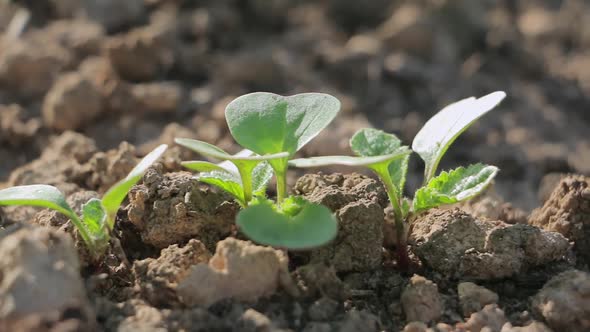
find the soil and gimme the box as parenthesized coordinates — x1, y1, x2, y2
(0, 0, 589, 331)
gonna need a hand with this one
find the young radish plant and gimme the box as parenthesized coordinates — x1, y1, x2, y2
(290, 91, 506, 266)
(0, 144, 168, 257)
(176, 92, 341, 249)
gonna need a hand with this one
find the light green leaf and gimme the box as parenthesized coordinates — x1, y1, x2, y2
(289, 149, 411, 168)
(198, 170, 246, 205)
(102, 144, 167, 228)
(225, 92, 340, 156)
(0, 184, 77, 219)
(412, 91, 506, 181)
(237, 196, 338, 250)
(0, 184, 93, 248)
(350, 128, 404, 156)
(413, 164, 499, 213)
(252, 162, 273, 195)
(175, 138, 289, 161)
(389, 154, 410, 193)
(181, 160, 226, 173)
(81, 198, 108, 242)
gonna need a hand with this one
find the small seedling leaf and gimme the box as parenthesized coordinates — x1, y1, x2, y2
(0, 184, 77, 220)
(350, 128, 403, 156)
(102, 144, 167, 228)
(413, 163, 499, 213)
(81, 198, 108, 241)
(412, 91, 506, 181)
(225, 92, 340, 156)
(289, 148, 411, 168)
(198, 170, 246, 205)
(175, 138, 289, 161)
(181, 160, 226, 173)
(252, 162, 273, 195)
(237, 196, 338, 250)
(389, 154, 410, 193)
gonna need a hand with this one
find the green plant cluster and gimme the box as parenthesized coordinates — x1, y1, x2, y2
(0, 91, 506, 262)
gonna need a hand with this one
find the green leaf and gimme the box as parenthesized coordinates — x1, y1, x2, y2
(0, 184, 77, 220)
(412, 91, 506, 181)
(289, 149, 411, 168)
(0, 184, 94, 248)
(181, 160, 226, 173)
(252, 162, 273, 196)
(102, 144, 167, 229)
(81, 198, 108, 243)
(225, 92, 340, 156)
(175, 138, 289, 162)
(350, 128, 410, 192)
(413, 164, 499, 213)
(198, 170, 246, 205)
(237, 196, 338, 250)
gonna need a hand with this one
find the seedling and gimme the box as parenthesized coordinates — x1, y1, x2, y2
(177, 92, 341, 249)
(0, 144, 168, 257)
(290, 92, 506, 265)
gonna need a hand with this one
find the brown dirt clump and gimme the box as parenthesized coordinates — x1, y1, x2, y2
(529, 175, 590, 264)
(409, 209, 570, 279)
(400, 274, 443, 323)
(126, 167, 236, 250)
(532, 269, 590, 332)
(0, 226, 95, 331)
(176, 237, 296, 308)
(293, 172, 388, 272)
(133, 239, 211, 306)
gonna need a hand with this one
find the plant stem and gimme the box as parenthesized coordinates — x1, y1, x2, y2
(275, 170, 287, 205)
(238, 166, 254, 205)
(378, 170, 409, 269)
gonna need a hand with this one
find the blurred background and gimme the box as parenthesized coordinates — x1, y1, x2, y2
(0, 0, 588, 211)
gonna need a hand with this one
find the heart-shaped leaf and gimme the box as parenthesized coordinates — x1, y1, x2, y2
(225, 92, 340, 156)
(412, 91, 506, 181)
(413, 163, 499, 213)
(237, 197, 338, 250)
(102, 144, 167, 228)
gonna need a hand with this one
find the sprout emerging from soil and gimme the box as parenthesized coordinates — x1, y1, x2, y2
(176, 92, 341, 249)
(0, 144, 168, 257)
(290, 91, 506, 266)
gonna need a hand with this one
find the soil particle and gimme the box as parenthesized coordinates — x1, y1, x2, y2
(42, 72, 104, 130)
(532, 269, 590, 332)
(457, 282, 499, 317)
(400, 274, 443, 323)
(460, 188, 528, 225)
(458, 304, 507, 332)
(294, 263, 350, 301)
(293, 173, 388, 272)
(409, 209, 570, 279)
(133, 239, 211, 306)
(0, 226, 94, 331)
(126, 168, 236, 250)
(0, 104, 41, 147)
(529, 175, 590, 264)
(105, 26, 174, 82)
(81, 141, 137, 193)
(29, 19, 105, 60)
(81, 0, 146, 33)
(130, 81, 184, 114)
(0, 38, 73, 98)
(176, 237, 296, 308)
(338, 309, 381, 332)
(7, 130, 96, 188)
(236, 308, 281, 332)
(307, 297, 340, 322)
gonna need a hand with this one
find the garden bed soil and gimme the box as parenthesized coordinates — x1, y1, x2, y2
(1, 0, 589, 331)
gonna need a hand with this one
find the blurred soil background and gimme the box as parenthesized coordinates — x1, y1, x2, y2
(0, 0, 589, 211)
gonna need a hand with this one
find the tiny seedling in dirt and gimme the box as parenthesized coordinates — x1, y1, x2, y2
(0, 144, 168, 257)
(290, 91, 506, 266)
(176, 92, 341, 249)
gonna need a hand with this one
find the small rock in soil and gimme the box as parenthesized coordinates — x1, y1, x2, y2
(307, 297, 340, 322)
(0, 38, 72, 98)
(176, 237, 295, 308)
(400, 275, 443, 323)
(459, 304, 507, 332)
(0, 104, 41, 147)
(532, 269, 590, 332)
(80, 0, 146, 32)
(409, 208, 570, 279)
(529, 175, 590, 264)
(0, 226, 94, 330)
(42, 72, 104, 130)
(127, 168, 236, 250)
(458, 282, 499, 317)
(460, 188, 528, 225)
(293, 173, 388, 272)
(29, 19, 105, 60)
(236, 308, 278, 332)
(133, 239, 211, 306)
(338, 309, 381, 332)
(81, 141, 137, 193)
(501, 321, 553, 332)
